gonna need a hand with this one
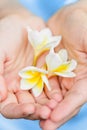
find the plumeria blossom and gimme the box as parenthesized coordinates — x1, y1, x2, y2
(27, 27, 62, 57)
(46, 48, 77, 77)
(19, 66, 51, 97)
(19, 27, 77, 97)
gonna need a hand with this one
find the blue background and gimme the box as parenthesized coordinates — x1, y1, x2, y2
(1, 0, 87, 130)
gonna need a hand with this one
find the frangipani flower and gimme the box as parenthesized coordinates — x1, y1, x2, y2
(27, 27, 62, 57)
(19, 66, 51, 97)
(46, 48, 77, 77)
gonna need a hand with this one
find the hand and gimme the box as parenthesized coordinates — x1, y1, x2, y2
(0, 13, 48, 119)
(0, 13, 63, 120)
(40, 0, 87, 129)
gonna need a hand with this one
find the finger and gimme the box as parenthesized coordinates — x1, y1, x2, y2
(7, 77, 20, 93)
(39, 105, 51, 119)
(16, 90, 49, 120)
(50, 88, 85, 123)
(35, 76, 63, 112)
(32, 84, 52, 119)
(41, 80, 87, 129)
(46, 99, 58, 110)
(35, 91, 49, 105)
(24, 104, 41, 120)
(31, 92, 51, 119)
(39, 99, 58, 120)
(16, 90, 39, 120)
(60, 77, 74, 91)
(40, 119, 58, 130)
(0, 92, 35, 119)
(45, 76, 63, 102)
(15, 90, 35, 104)
(40, 108, 79, 130)
(16, 90, 42, 120)
(33, 83, 53, 119)
(24, 103, 50, 120)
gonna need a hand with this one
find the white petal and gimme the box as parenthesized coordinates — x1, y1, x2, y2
(42, 36, 61, 51)
(26, 26, 32, 33)
(29, 31, 44, 47)
(67, 59, 77, 72)
(27, 27, 61, 56)
(27, 27, 44, 48)
(58, 49, 68, 62)
(52, 60, 77, 74)
(19, 66, 48, 78)
(46, 48, 63, 71)
(55, 72, 76, 77)
(41, 75, 51, 91)
(27, 27, 53, 49)
(19, 70, 34, 79)
(27, 27, 35, 46)
(40, 28, 52, 38)
(47, 36, 62, 48)
(20, 78, 39, 90)
(32, 79, 44, 97)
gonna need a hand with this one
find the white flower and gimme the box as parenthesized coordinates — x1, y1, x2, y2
(19, 66, 51, 97)
(27, 27, 62, 56)
(46, 48, 77, 77)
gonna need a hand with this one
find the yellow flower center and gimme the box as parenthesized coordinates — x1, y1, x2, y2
(24, 71, 40, 77)
(26, 75, 41, 84)
(53, 63, 70, 73)
(36, 38, 47, 50)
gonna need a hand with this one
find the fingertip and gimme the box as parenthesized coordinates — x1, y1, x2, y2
(14, 103, 35, 118)
(46, 76, 63, 102)
(39, 106, 51, 119)
(40, 119, 58, 130)
(39, 120, 45, 128)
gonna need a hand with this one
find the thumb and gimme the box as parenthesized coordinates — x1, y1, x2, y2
(50, 80, 87, 124)
(40, 82, 85, 130)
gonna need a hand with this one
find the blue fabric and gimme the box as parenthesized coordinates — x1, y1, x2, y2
(19, 0, 78, 21)
(0, 104, 87, 130)
(1, 0, 87, 130)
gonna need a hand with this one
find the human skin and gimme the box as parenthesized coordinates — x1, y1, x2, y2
(40, 0, 87, 129)
(0, 0, 63, 120)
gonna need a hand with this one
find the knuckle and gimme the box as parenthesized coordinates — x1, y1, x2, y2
(21, 104, 35, 116)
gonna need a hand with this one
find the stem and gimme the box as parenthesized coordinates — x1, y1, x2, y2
(33, 55, 38, 66)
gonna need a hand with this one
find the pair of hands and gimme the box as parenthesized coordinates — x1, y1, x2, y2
(0, 0, 87, 130)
